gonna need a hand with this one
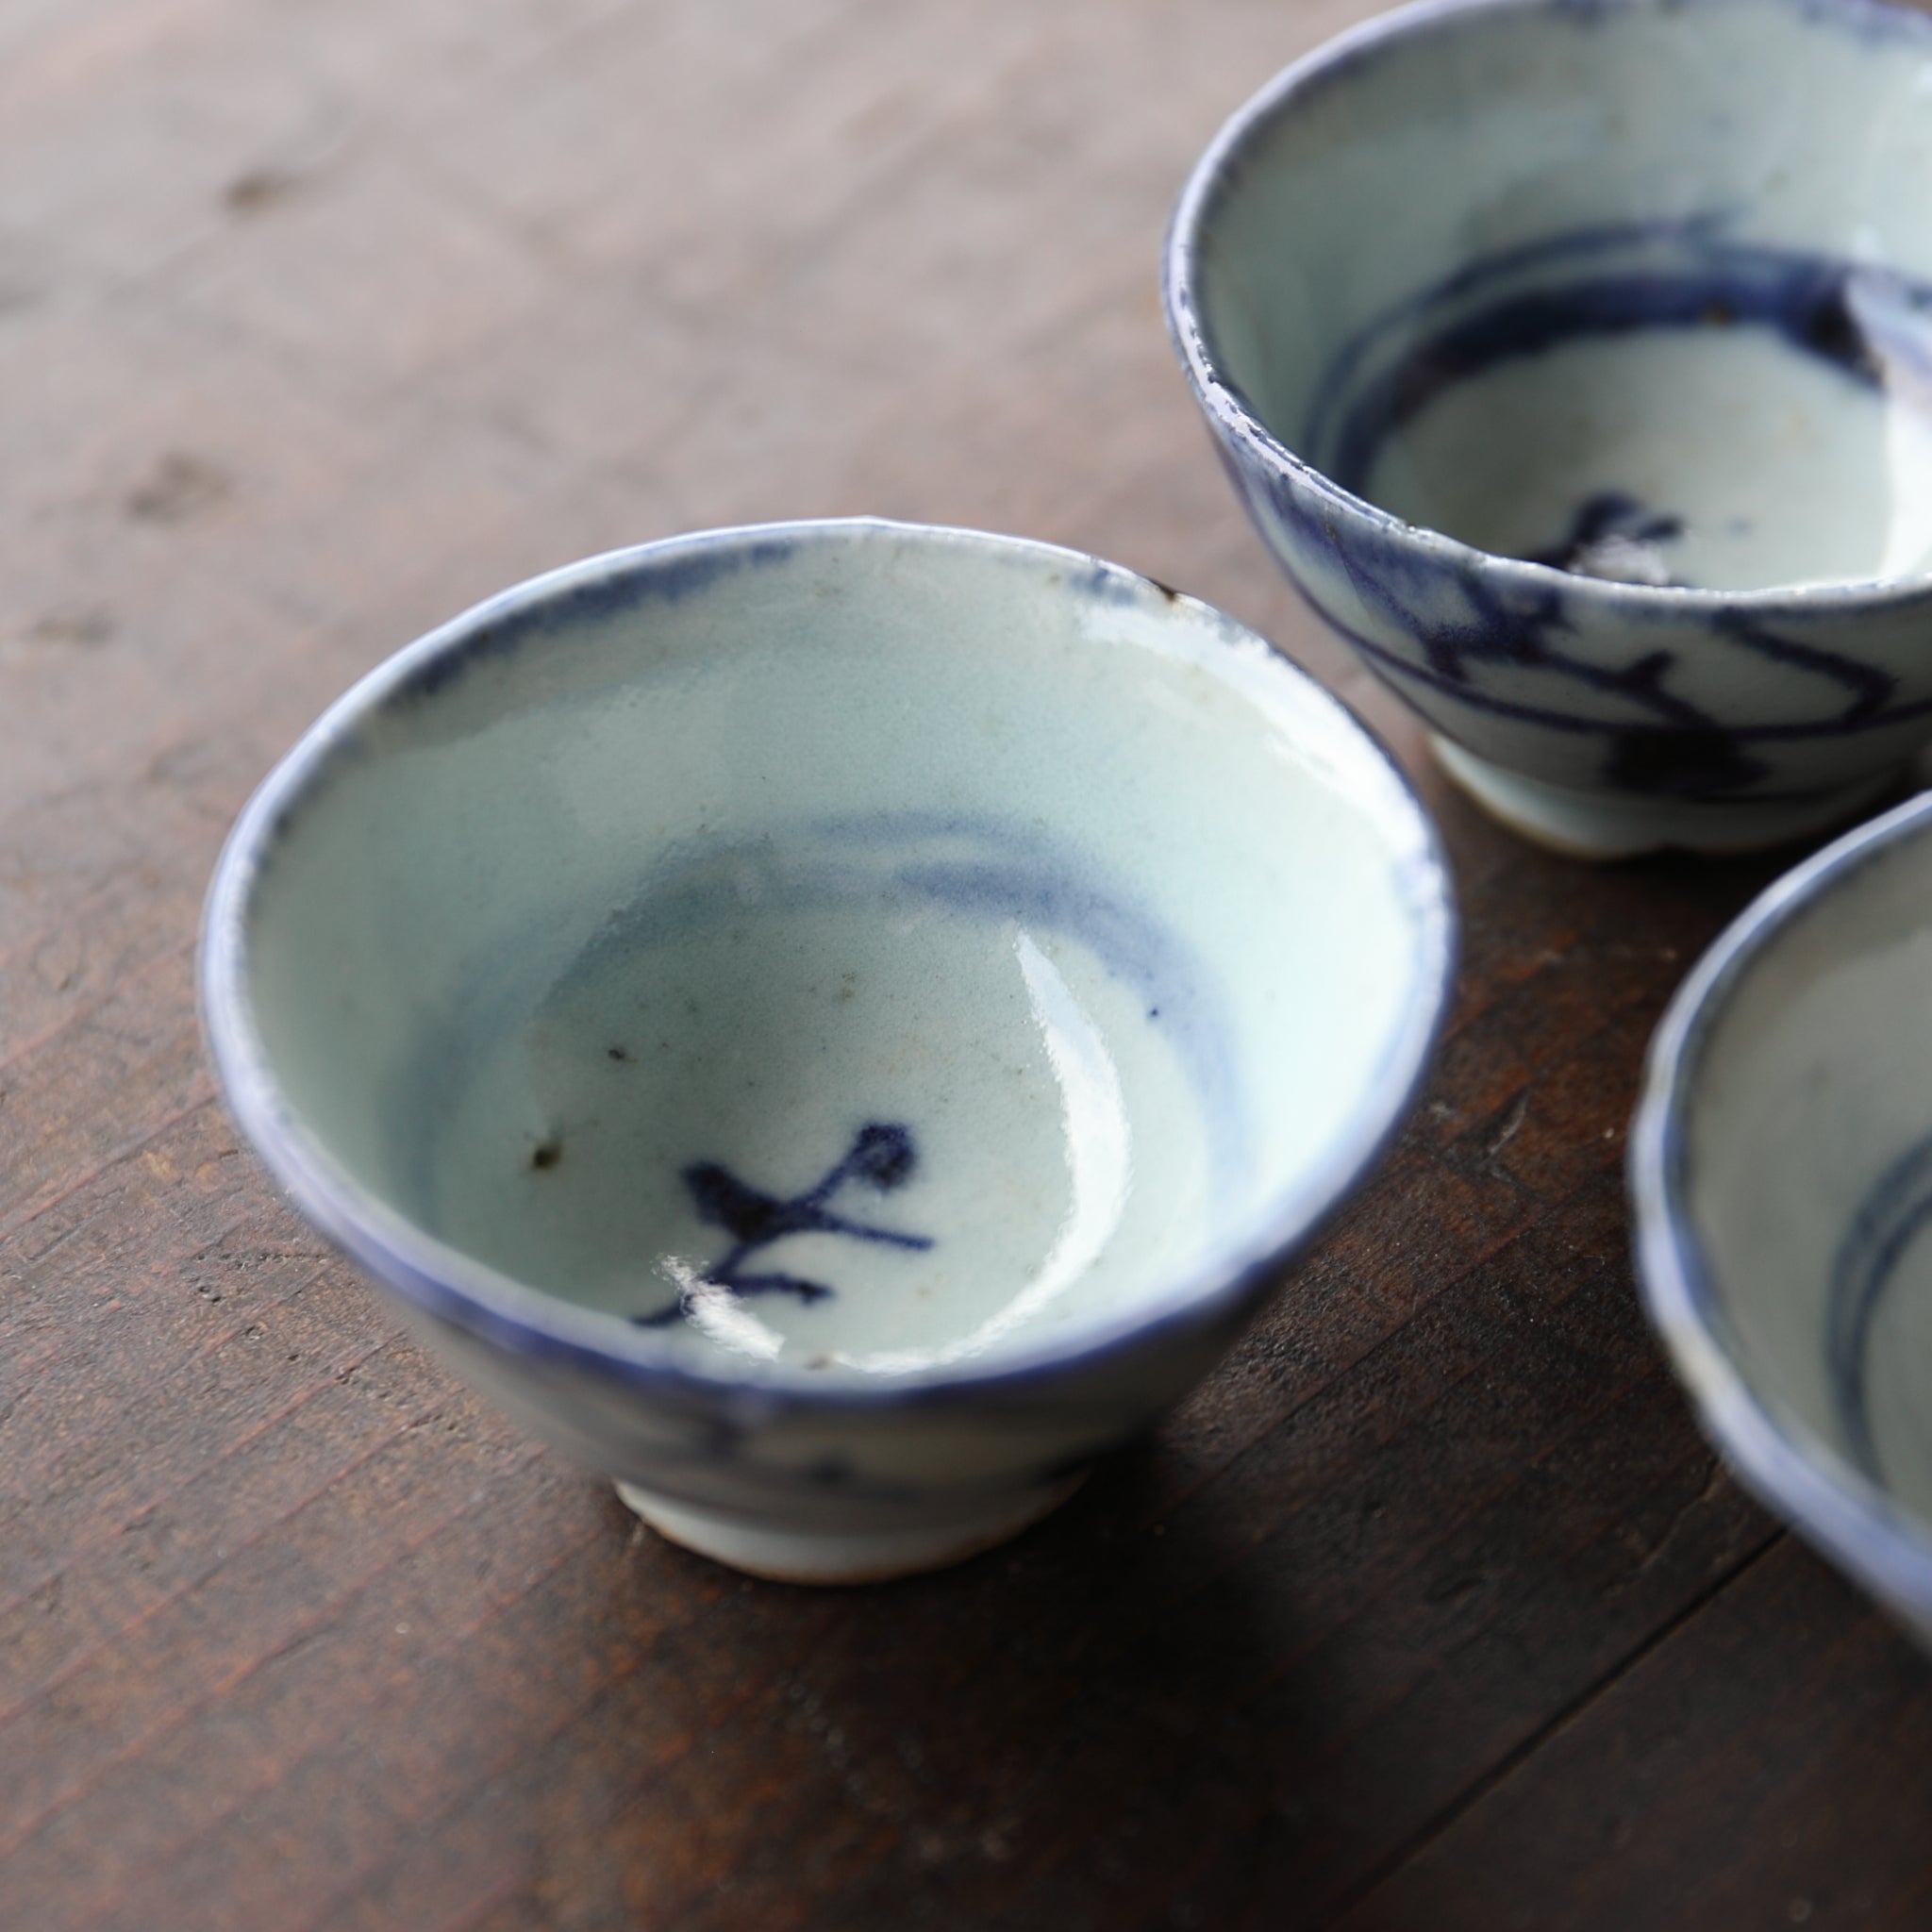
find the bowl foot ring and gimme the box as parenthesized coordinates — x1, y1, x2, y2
(614, 1472, 1089, 1585)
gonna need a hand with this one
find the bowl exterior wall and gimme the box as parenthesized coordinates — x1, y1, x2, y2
(403, 1287, 1242, 1536)
(1210, 431, 1932, 822)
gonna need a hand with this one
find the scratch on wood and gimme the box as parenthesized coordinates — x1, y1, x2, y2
(1618, 1457, 1733, 1583)
(1486, 1091, 1529, 1158)
(0, 1087, 217, 1245)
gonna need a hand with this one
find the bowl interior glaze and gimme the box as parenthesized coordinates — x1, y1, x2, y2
(1188, 0, 1932, 592)
(1673, 813, 1932, 1524)
(217, 524, 1450, 1390)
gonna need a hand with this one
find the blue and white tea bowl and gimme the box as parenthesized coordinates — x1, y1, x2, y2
(201, 520, 1456, 1583)
(1632, 792, 1932, 1642)
(1167, 0, 1932, 858)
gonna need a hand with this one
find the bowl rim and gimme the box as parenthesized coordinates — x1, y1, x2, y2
(1162, 0, 1932, 616)
(201, 516, 1458, 1416)
(1629, 787, 1932, 1611)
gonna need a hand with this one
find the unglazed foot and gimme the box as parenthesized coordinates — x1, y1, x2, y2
(614, 1474, 1088, 1585)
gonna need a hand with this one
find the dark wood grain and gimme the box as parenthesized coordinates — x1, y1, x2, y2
(5, 1, 1932, 1927)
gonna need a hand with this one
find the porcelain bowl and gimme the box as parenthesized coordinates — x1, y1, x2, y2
(1632, 792, 1932, 1641)
(1167, 0, 1932, 858)
(201, 519, 1456, 1583)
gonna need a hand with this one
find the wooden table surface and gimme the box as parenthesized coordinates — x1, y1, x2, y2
(7, 1, 1932, 1926)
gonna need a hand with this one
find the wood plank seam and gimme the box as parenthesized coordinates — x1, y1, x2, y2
(1314, 1528, 1788, 1928)
(0, 1386, 508, 1852)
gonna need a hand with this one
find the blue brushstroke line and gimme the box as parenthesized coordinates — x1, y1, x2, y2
(1280, 569, 1922, 782)
(1303, 214, 1740, 465)
(635, 1122, 934, 1328)
(1224, 433, 1921, 796)
(1826, 1127, 1932, 1483)
(1304, 222, 1932, 495)
(1710, 611, 1896, 724)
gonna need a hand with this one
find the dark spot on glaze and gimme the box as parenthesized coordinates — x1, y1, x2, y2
(1801, 287, 1867, 372)
(1147, 576, 1183, 603)
(607, 1045, 630, 1061)
(529, 1137, 563, 1172)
